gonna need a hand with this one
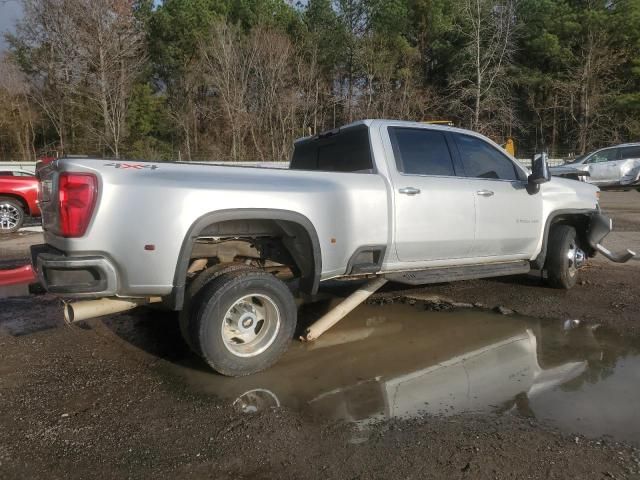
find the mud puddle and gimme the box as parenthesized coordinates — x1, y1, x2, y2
(146, 302, 640, 446)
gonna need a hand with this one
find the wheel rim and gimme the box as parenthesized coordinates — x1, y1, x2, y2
(0, 202, 21, 231)
(567, 242, 585, 277)
(221, 293, 281, 358)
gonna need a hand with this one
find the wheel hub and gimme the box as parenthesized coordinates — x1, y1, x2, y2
(567, 244, 586, 273)
(221, 294, 281, 358)
(238, 311, 257, 331)
(0, 203, 19, 230)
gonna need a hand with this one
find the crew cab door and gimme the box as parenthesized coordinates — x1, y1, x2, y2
(385, 127, 477, 262)
(585, 148, 619, 184)
(449, 133, 543, 258)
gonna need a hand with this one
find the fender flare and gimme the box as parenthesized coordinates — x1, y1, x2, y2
(170, 208, 322, 310)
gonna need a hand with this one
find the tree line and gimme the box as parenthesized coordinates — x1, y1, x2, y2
(0, 0, 639, 162)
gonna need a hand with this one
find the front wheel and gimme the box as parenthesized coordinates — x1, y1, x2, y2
(0, 197, 25, 234)
(545, 225, 585, 289)
(188, 270, 297, 376)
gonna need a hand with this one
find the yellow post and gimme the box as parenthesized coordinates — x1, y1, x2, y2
(505, 137, 515, 156)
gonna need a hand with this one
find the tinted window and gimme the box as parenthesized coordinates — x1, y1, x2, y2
(620, 146, 640, 160)
(290, 126, 373, 173)
(587, 148, 618, 163)
(454, 134, 518, 180)
(389, 128, 455, 176)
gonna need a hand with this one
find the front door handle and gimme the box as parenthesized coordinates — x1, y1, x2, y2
(477, 189, 494, 197)
(399, 187, 421, 195)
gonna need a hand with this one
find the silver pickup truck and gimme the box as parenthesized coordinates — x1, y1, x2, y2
(32, 119, 634, 376)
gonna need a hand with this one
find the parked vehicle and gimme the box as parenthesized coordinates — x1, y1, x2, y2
(31, 120, 635, 376)
(0, 170, 35, 177)
(549, 143, 640, 188)
(0, 173, 40, 233)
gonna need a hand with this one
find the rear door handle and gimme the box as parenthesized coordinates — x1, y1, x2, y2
(477, 190, 494, 197)
(399, 187, 421, 195)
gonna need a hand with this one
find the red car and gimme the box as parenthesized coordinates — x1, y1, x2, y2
(0, 171, 40, 233)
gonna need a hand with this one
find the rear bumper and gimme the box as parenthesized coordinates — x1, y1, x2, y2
(30, 244, 118, 298)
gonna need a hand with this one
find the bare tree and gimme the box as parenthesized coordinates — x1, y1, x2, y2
(13, 0, 83, 155)
(451, 0, 518, 136)
(198, 23, 257, 161)
(0, 54, 37, 161)
(64, 0, 146, 158)
(572, 27, 623, 153)
(14, 0, 145, 158)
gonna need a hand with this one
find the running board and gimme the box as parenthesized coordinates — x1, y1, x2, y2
(383, 261, 530, 286)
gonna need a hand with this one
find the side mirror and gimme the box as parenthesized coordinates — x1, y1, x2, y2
(528, 153, 550, 193)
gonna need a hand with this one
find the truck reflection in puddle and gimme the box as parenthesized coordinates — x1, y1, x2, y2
(166, 303, 615, 433)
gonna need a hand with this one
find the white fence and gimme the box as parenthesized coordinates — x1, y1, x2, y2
(0, 161, 39, 173)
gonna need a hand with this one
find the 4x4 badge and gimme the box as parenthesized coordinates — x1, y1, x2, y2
(104, 162, 158, 170)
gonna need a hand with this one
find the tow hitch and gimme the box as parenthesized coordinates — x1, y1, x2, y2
(588, 213, 636, 263)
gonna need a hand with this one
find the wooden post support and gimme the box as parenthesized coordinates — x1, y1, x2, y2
(304, 277, 388, 341)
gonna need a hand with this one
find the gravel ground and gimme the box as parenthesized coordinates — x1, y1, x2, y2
(1, 191, 640, 479)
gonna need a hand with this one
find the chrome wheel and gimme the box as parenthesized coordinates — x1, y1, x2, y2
(0, 202, 21, 231)
(221, 294, 281, 358)
(567, 242, 585, 277)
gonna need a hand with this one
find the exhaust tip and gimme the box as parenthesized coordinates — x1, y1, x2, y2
(62, 297, 161, 323)
(64, 303, 74, 323)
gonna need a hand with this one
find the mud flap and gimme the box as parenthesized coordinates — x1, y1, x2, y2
(587, 213, 636, 263)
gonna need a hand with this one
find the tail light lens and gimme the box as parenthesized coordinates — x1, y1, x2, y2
(58, 173, 98, 237)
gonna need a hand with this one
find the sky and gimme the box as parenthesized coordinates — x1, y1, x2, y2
(0, 0, 23, 51)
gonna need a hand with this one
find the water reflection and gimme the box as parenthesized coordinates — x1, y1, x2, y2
(160, 302, 640, 445)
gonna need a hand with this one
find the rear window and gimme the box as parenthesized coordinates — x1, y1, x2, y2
(290, 125, 373, 173)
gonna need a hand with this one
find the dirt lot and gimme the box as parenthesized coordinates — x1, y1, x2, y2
(1, 191, 640, 479)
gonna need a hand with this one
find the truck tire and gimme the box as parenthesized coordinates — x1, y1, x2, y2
(545, 224, 581, 289)
(189, 270, 297, 376)
(0, 197, 25, 234)
(179, 263, 257, 352)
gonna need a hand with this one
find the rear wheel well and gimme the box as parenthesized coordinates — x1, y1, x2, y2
(173, 214, 321, 310)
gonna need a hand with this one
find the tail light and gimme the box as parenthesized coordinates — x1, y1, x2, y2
(58, 173, 98, 237)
